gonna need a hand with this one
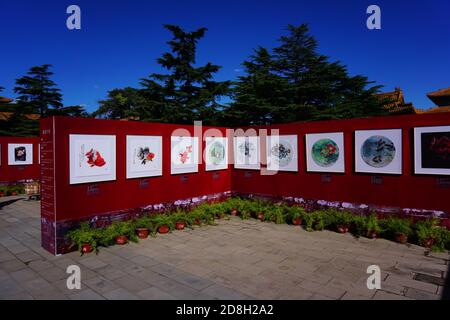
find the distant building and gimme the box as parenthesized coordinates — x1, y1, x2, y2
(0, 96, 40, 121)
(375, 87, 416, 114)
(416, 87, 450, 114)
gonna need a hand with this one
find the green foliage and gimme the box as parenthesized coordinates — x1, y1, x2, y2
(150, 213, 176, 231)
(99, 220, 138, 246)
(364, 214, 381, 236)
(0, 184, 25, 196)
(67, 222, 100, 253)
(383, 217, 412, 238)
(285, 205, 306, 224)
(134, 216, 155, 233)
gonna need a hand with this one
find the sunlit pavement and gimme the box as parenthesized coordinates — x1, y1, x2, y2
(0, 196, 449, 300)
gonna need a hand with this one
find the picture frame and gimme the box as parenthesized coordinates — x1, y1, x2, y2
(126, 135, 163, 179)
(8, 143, 33, 165)
(171, 136, 199, 175)
(305, 132, 345, 173)
(266, 135, 298, 172)
(205, 137, 228, 171)
(414, 125, 450, 175)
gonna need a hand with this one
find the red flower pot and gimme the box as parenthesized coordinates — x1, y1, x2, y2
(423, 238, 434, 248)
(115, 235, 128, 245)
(395, 233, 408, 244)
(81, 243, 93, 253)
(292, 218, 302, 226)
(0, 192, 4, 197)
(230, 209, 238, 216)
(337, 225, 349, 234)
(194, 218, 201, 226)
(257, 212, 265, 221)
(158, 225, 170, 234)
(136, 228, 149, 239)
(175, 221, 185, 230)
(367, 230, 378, 239)
(11, 192, 17, 196)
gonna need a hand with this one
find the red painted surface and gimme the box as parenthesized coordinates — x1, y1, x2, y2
(0, 136, 40, 183)
(232, 113, 450, 214)
(41, 116, 232, 223)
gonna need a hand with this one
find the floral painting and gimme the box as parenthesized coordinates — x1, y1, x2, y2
(8, 143, 33, 165)
(306, 133, 344, 173)
(266, 135, 298, 172)
(126, 135, 162, 179)
(355, 129, 402, 174)
(234, 136, 260, 170)
(69, 134, 116, 184)
(171, 136, 199, 174)
(205, 137, 228, 171)
(414, 126, 450, 175)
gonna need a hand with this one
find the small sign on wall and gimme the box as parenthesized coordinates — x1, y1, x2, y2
(244, 171, 253, 178)
(437, 177, 450, 188)
(371, 176, 383, 185)
(212, 172, 220, 180)
(87, 184, 100, 196)
(321, 174, 332, 183)
(139, 179, 150, 189)
(180, 175, 189, 183)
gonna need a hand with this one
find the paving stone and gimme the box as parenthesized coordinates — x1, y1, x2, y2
(0, 259, 27, 272)
(10, 268, 40, 283)
(404, 287, 440, 300)
(372, 290, 412, 300)
(201, 283, 251, 300)
(103, 288, 140, 300)
(15, 250, 43, 263)
(69, 288, 105, 300)
(136, 287, 177, 300)
(113, 274, 151, 292)
(83, 276, 120, 294)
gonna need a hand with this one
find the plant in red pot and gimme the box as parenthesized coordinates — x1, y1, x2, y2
(287, 206, 305, 226)
(150, 214, 174, 235)
(386, 217, 412, 244)
(365, 214, 381, 239)
(67, 222, 99, 255)
(415, 218, 440, 249)
(106, 221, 138, 246)
(334, 211, 353, 234)
(134, 217, 152, 239)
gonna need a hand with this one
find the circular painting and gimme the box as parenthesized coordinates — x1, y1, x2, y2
(311, 139, 339, 167)
(361, 135, 396, 168)
(270, 140, 293, 167)
(209, 141, 225, 165)
(238, 141, 255, 162)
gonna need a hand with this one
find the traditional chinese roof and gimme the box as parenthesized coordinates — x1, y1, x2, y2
(0, 112, 40, 121)
(415, 106, 450, 114)
(426, 87, 450, 106)
(0, 97, 13, 104)
(374, 87, 416, 114)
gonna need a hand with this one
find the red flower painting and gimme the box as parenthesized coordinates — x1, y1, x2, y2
(85, 148, 106, 167)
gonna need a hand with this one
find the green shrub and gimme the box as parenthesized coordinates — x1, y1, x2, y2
(285, 205, 305, 224)
(150, 213, 176, 231)
(134, 216, 155, 233)
(67, 222, 101, 253)
(383, 217, 412, 238)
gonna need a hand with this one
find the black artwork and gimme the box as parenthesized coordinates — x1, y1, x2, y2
(421, 132, 450, 169)
(14, 146, 26, 162)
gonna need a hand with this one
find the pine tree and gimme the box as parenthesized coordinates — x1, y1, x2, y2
(93, 87, 148, 120)
(14, 64, 63, 117)
(140, 25, 230, 124)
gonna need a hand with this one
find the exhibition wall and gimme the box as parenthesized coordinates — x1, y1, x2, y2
(232, 113, 450, 214)
(40, 113, 450, 254)
(0, 136, 40, 184)
(40, 116, 232, 254)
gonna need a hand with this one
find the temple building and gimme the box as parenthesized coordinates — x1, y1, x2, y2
(375, 87, 416, 114)
(376, 86, 450, 115)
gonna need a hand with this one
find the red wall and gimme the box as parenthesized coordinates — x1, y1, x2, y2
(232, 113, 450, 214)
(0, 136, 40, 183)
(42, 117, 232, 222)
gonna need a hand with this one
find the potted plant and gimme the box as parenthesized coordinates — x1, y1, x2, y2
(365, 214, 381, 239)
(386, 217, 412, 244)
(134, 216, 153, 239)
(334, 211, 352, 234)
(415, 219, 439, 248)
(172, 209, 188, 230)
(67, 222, 99, 254)
(103, 221, 137, 245)
(151, 214, 175, 234)
(286, 206, 305, 226)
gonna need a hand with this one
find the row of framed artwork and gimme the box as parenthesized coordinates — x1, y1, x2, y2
(68, 125, 450, 184)
(0, 143, 35, 166)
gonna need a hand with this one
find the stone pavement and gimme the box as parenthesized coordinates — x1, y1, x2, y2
(0, 196, 449, 300)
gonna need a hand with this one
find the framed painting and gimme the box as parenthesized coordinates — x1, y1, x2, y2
(355, 129, 402, 174)
(171, 136, 199, 174)
(8, 143, 33, 165)
(306, 132, 345, 173)
(69, 134, 116, 184)
(126, 135, 162, 179)
(266, 135, 298, 172)
(234, 136, 260, 170)
(205, 137, 228, 171)
(414, 125, 450, 175)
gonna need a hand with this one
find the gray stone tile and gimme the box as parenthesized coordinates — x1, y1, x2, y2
(103, 288, 140, 300)
(69, 288, 105, 300)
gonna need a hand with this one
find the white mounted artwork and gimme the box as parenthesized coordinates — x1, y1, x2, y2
(8, 143, 33, 165)
(234, 136, 260, 170)
(306, 132, 345, 173)
(355, 129, 402, 174)
(171, 136, 199, 174)
(69, 134, 116, 184)
(266, 135, 298, 172)
(414, 125, 450, 175)
(126, 135, 162, 179)
(205, 137, 228, 171)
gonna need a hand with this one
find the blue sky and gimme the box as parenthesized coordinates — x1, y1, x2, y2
(1, 0, 449, 112)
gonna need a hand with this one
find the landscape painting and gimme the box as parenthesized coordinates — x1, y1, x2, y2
(234, 136, 260, 170)
(306, 132, 344, 173)
(69, 134, 116, 184)
(205, 137, 228, 171)
(126, 135, 162, 179)
(266, 135, 298, 172)
(414, 126, 450, 175)
(355, 129, 402, 174)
